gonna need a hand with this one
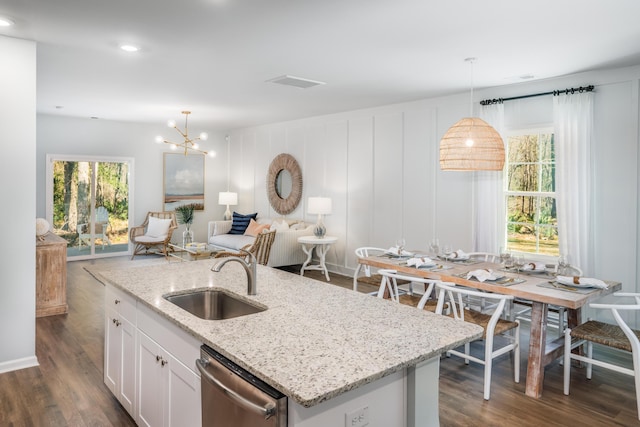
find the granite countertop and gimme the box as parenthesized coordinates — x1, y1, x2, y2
(96, 260, 482, 407)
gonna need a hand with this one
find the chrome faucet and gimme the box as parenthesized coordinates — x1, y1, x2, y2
(211, 249, 257, 295)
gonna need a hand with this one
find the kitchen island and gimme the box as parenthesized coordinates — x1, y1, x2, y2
(97, 260, 482, 426)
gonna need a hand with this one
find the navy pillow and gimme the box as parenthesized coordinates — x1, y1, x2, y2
(229, 212, 258, 235)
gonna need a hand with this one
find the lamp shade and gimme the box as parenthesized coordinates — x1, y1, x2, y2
(218, 191, 238, 206)
(308, 197, 332, 215)
(439, 117, 505, 171)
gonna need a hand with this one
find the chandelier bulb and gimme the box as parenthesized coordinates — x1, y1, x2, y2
(199, 132, 208, 141)
(170, 144, 177, 150)
(208, 151, 217, 158)
(167, 119, 176, 128)
(193, 142, 199, 149)
(155, 136, 163, 144)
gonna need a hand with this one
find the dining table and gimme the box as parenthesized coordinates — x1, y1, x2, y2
(357, 252, 621, 398)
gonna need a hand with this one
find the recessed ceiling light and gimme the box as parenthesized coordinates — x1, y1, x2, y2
(120, 44, 140, 52)
(0, 16, 15, 27)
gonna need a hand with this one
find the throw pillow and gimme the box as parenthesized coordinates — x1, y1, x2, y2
(244, 219, 270, 237)
(229, 211, 258, 235)
(290, 222, 307, 230)
(146, 216, 172, 238)
(270, 219, 290, 232)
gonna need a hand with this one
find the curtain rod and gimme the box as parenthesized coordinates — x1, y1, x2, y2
(479, 85, 594, 106)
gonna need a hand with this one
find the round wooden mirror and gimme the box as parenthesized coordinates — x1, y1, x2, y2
(267, 153, 303, 215)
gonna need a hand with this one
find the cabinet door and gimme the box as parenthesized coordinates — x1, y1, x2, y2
(165, 353, 201, 427)
(104, 308, 120, 395)
(119, 316, 136, 415)
(137, 332, 165, 427)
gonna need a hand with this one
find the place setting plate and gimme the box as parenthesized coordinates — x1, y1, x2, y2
(538, 281, 598, 294)
(454, 271, 525, 286)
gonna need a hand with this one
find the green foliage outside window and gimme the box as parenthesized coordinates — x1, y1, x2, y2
(505, 132, 559, 256)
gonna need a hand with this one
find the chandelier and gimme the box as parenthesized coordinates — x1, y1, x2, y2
(155, 111, 216, 157)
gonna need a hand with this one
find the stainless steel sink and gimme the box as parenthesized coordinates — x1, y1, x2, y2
(164, 290, 266, 320)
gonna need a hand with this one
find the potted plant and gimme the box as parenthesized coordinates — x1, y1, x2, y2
(175, 203, 195, 246)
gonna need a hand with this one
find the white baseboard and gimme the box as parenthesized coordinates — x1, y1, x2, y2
(0, 355, 39, 374)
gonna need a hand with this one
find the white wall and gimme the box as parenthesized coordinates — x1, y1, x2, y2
(0, 36, 38, 372)
(229, 65, 640, 305)
(36, 115, 229, 244)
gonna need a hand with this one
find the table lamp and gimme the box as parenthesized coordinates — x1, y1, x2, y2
(307, 197, 332, 238)
(218, 192, 238, 221)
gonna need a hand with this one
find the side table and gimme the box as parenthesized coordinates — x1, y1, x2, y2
(298, 236, 337, 281)
(36, 233, 68, 317)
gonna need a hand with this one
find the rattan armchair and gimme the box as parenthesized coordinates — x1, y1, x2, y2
(130, 211, 178, 259)
(214, 229, 277, 266)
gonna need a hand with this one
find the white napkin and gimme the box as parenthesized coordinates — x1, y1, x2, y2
(450, 249, 469, 260)
(407, 257, 434, 268)
(557, 276, 608, 289)
(466, 269, 500, 282)
(387, 246, 412, 256)
(522, 262, 546, 271)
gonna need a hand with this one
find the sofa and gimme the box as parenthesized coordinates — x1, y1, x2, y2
(207, 217, 314, 267)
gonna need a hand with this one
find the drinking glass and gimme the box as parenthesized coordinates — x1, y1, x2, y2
(504, 253, 514, 269)
(514, 255, 525, 277)
(499, 246, 511, 267)
(442, 245, 453, 262)
(396, 238, 406, 256)
(557, 254, 569, 276)
(429, 238, 440, 257)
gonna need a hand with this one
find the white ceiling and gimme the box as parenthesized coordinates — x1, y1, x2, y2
(3, 0, 640, 131)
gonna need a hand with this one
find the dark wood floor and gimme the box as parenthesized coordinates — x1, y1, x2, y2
(1, 257, 637, 426)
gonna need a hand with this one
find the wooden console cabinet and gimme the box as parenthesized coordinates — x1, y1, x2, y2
(36, 233, 68, 317)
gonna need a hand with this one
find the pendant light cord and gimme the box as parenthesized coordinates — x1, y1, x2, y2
(466, 57, 476, 117)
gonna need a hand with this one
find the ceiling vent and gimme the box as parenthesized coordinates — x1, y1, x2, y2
(266, 75, 326, 89)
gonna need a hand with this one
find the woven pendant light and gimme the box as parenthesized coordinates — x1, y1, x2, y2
(439, 117, 505, 170)
(439, 58, 505, 171)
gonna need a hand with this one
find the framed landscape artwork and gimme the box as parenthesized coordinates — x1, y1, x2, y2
(163, 153, 205, 211)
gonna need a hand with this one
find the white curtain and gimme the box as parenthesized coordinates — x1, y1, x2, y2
(473, 103, 505, 254)
(554, 92, 594, 274)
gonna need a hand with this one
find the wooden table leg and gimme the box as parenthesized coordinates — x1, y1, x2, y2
(525, 301, 548, 398)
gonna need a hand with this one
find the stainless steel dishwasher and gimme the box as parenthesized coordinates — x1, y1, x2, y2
(196, 345, 287, 427)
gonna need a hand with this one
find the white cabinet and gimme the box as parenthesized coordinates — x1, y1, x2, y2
(104, 285, 201, 427)
(104, 285, 137, 416)
(136, 304, 201, 427)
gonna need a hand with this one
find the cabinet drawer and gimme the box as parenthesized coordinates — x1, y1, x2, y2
(105, 285, 137, 323)
(137, 303, 201, 372)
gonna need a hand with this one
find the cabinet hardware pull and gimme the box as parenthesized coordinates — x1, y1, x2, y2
(114, 299, 121, 304)
(156, 355, 162, 363)
(161, 359, 168, 366)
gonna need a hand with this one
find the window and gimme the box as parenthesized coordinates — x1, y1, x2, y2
(504, 129, 558, 256)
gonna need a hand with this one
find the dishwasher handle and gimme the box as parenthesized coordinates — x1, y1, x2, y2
(196, 358, 276, 419)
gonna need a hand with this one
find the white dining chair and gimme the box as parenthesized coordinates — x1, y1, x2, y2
(564, 292, 640, 420)
(353, 247, 387, 291)
(377, 269, 440, 310)
(435, 282, 520, 400)
(466, 252, 499, 263)
(463, 252, 501, 313)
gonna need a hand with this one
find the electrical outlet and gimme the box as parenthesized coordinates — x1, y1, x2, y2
(345, 406, 369, 427)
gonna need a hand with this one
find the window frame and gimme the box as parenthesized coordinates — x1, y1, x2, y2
(502, 126, 558, 260)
